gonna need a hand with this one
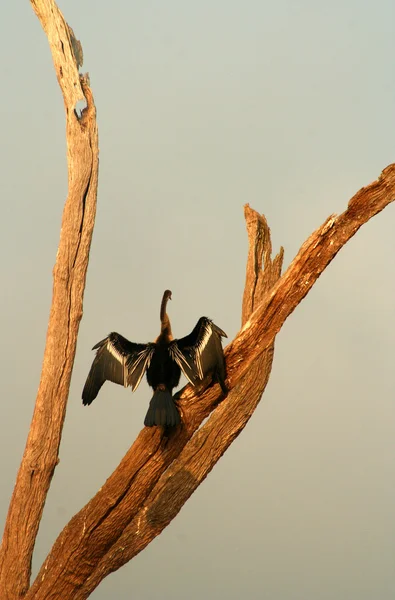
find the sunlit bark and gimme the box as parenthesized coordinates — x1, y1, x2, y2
(1, 2, 394, 599)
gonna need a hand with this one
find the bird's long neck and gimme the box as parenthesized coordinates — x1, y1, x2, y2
(159, 290, 173, 341)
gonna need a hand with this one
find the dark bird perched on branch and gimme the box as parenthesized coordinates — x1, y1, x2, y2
(82, 290, 228, 427)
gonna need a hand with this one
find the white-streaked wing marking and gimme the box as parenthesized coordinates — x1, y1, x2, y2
(195, 321, 213, 379)
(106, 339, 127, 386)
(127, 347, 154, 391)
(169, 345, 196, 385)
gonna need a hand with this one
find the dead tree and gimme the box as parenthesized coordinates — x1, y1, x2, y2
(0, 1, 394, 598)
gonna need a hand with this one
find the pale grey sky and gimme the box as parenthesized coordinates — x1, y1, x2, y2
(1, 1, 394, 599)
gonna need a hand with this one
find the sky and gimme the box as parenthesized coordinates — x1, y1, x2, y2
(0, 1, 394, 598)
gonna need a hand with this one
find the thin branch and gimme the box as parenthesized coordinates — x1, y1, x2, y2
(0, 1, 99, 598)
(26, 165, 395, 600)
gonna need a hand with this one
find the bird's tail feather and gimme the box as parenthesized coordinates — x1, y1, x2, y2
(144, 389, 180, 427)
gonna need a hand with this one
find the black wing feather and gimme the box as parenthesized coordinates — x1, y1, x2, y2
(170, 317, 227, 392)
(82, 332, 153, 405)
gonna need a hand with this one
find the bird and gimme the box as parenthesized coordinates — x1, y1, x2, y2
(82, 290, 228, 427)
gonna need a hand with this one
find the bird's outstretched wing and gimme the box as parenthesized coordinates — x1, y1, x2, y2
(82, 332, 154, 405)
(169, 317, 228, 393)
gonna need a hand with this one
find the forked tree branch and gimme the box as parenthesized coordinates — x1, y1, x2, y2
(26, 168, 395, 600)
(0, 1, 99, 598)
(1, 2, 394, 599)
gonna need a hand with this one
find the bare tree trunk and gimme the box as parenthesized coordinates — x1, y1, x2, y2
(0, 2, 99, 598)
(24, 171, 395, 600)
(1, 2, 394, 599)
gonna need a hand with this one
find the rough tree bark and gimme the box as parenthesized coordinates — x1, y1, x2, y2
(0, 1, 99, 598)
(1, 2, 394, 600)
(23, 170, 395, 600)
